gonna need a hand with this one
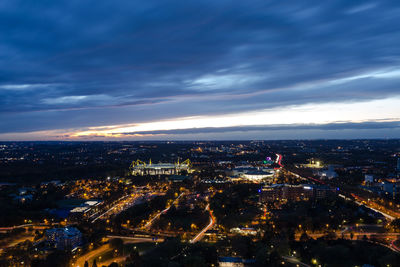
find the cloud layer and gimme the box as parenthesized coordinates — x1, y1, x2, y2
(1, 0, 400, 139)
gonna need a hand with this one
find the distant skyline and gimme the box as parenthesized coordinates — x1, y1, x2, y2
(1, 1, 400, 140)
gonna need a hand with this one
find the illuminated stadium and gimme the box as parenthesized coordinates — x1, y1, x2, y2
(130, 159, 192, 175)
(229, 166, 275, 182)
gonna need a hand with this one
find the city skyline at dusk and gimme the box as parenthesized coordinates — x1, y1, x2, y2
(2, 2, 400, 266)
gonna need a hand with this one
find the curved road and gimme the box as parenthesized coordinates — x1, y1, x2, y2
(190, 204, 215, 243)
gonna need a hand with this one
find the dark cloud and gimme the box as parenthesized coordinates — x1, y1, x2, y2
(117, 120, 400, 136)
(1, 0, 400, 136)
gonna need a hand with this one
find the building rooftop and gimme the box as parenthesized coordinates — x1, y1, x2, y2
(168, 175, 191, 181)
(46, 227, 81, 237)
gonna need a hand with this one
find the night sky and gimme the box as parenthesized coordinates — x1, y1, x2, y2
(1, 1, 400, 140)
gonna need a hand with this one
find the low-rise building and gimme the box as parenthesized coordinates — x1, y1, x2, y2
(365, 174, 374, 184)
(259, 184, 333, 203)
(230, 227, 258, 236)
(317, 166, 338, 179)
(69, 200, 101, 221)
(381, 179, 400, 199)
(45, 227, 82, 250)
(218, 257, 256, 267)
(168, 175, 192, 182)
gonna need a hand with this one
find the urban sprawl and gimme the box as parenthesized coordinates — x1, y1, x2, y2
(1, 140, 400, 267)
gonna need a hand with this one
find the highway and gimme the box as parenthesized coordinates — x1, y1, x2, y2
(190, 204, 215, 243)
(391, 240, 400, 252)
(282, 158, 400, 253)
(0, 223, 52, 233)
(73, 244, 110, 267)
(275, 153, 283, 167)
(282, 256, 311, 267)
(294, 230, 400, 253)
(142, 192, 184, 230)
(91, 190, 165, 223)
(350, 193, 399, 221)
(296, 232, 400, 239)
(73, 236, 160, 267)
(286, 167, 399, 221)
(0, 233, 35, 253)
(106, 235, 164, 243)
(91, 194, 139, 223)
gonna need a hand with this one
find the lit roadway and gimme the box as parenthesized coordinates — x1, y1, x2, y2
(91, 191, 159, 223)
(190, 204, 216, 243)
(73, 236, 160, 267)
(91, 194, 132, 223)
(282, 256, 311, 267)
(275, 153, 283, 167)
(0, 223, 52, 233)
(0, 223, 58, 252)
(73, 244, 110, 267)
(391, 240, 400, 252)
(295, 232, 400, 240)
(107, 235, 164, 243)
(282, 155, 400, 252)
(0, 233, 35, 253)
(142, 192, 185, 230)
(285, 167, 399, 221)
(350, 193, 399, 221)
